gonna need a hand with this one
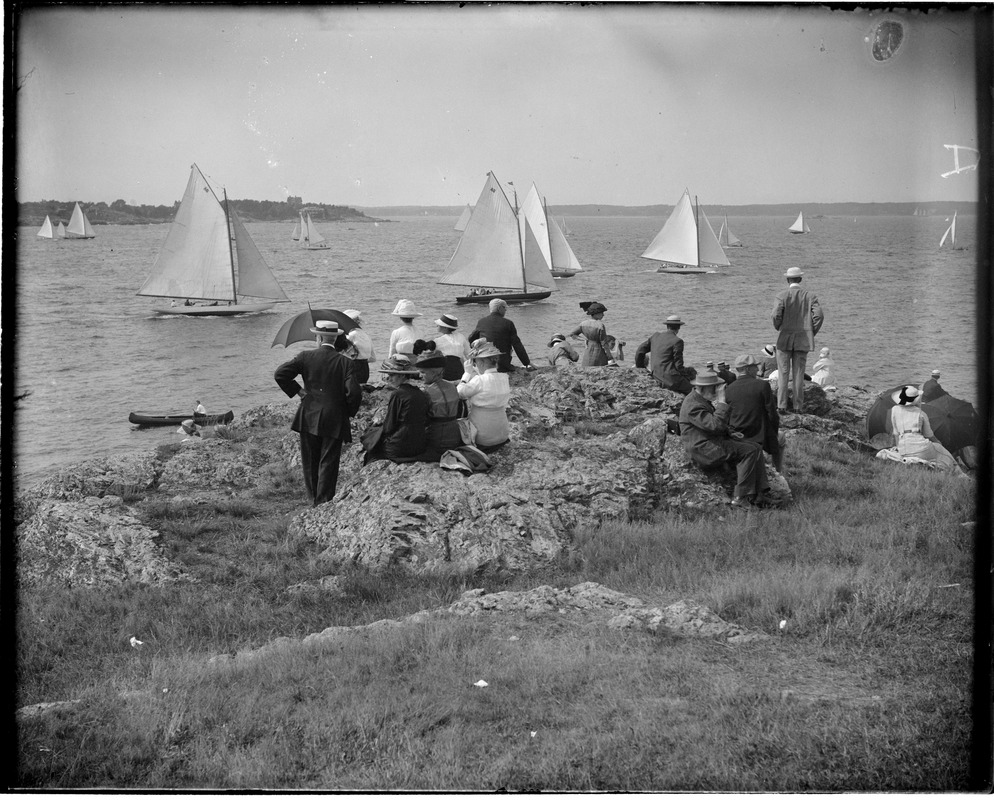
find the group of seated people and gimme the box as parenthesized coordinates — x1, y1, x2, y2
(467, 288, 499, 297)
(362, 338, 510, 465)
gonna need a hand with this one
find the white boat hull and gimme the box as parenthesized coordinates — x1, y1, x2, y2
(153, 302, 277, 317)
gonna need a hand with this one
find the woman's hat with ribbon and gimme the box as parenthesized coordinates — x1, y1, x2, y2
(378, 355, 420, 375)
(892, 385, 921, 405)
(469, 337, 502, 360)
(435, 314, 459, 329)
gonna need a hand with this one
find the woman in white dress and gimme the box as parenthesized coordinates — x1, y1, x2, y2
(886, 385, 963, 473)
(456, 339, 510, 452)
(811, 347, 836, 390)
(388, 299, 421, 357)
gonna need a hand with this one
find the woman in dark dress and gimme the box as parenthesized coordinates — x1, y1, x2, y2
(413, 340, 463, 460)
(366, 355, 428, 463)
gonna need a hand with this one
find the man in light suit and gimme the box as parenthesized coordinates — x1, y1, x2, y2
(635, 314, 695, 395)
(275, 320, 363, 506)
(772, 266, 823, 414)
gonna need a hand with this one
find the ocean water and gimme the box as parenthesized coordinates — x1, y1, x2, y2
(13, 213, 978, 488)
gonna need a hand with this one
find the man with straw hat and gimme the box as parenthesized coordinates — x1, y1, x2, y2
(388, 298, 422, 358)
(468, 298, 536, 373)
(635, 314, 695, 395)
(772, 266, 823, 414)
(921, 369, 947, 403)
(679, 368, 772, 509)
(725, 353, 784, 474)
(275, 320, 363, 506)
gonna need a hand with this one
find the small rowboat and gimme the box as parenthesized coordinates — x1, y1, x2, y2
(128, 410, 235, 427)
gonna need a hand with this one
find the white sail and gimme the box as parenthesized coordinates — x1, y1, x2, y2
(520, 210, 557, 292)
(301, 213, 327, 248)
(438, 172, 530, 290)
(520, 185, 553, 270)
(698, 209, 731, 267)
(231, 208, 290, 301)
(641, 190, 701, 267)
(788, 212, 809, 234)
(37, 216, 54, 238)
(291, 218, 300, 240)
(454, 204, 472, 232)
(561, 217, 572, 235)
(56, 222, 66, 238)
(719, 216, 742, 247)
(939, 211, 957, 248)
(548, 213, 583, 272)
(66, 202, 96, 238)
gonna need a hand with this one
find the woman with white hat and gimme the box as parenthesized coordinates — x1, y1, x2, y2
(364, 355, 428, 463)
(457, 338, 511, 452)
(388, 299, 422, 358)
(810, 346, 836, 390)
(343, 309, 376, 384)
(568, 301, 617, 367)
(431, 313, 471, 381)
(886, 385, 963, 473)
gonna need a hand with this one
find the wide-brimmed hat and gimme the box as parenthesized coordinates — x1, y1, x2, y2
(435, 314, 458, 329)
(310, 320, 342, 336)
(343, 309, 363, 323)
(416, 349, 446, 368)
(784, 266, 804, 278)
(469, 338, 503, 360)
(580, 301, 607, 315)
(691, 370, 724, 387)
(548, 333, 566, 346)
(763, 344, 776, 357)
(665, 315, 683, 326)
(391, 299, 422, 317)
(734, 354, 758, 370)
(892, 385, 921, 405)
(379, 356, 420, 375)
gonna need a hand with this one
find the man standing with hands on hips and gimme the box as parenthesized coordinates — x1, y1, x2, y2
(275, 320, 362, 506)
(772, 266, 823, 414)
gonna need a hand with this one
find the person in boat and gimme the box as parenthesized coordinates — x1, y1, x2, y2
(810, 347, 836, 390)
(725, 354, 784, 474)
(432, 313, 471, 381)
(343, 309, 376, 385)
(772, 266, 824, 414)
(210, 301, 218, 306)
(413, 342, 464, 460)
(921, 369, 947, 403)
(568, 301, 617, 367)
(547, 333, 579, 367)
(468, 298, 536, 373)
(881, 385, 964, 474)
(757, 344, 778, 379)
(388, 299, 422, 357)
(634, 315, 695, 395)
(679, 369, 773, 510)
(170, 299, 177, 307)
(195, 399, 207, 415)
(274, 319, 363, 506)
(457, 339, 511, 453)
(364, 355, 429, 464)
(715, 361, 737, 385)
(183, 299, 194, 306)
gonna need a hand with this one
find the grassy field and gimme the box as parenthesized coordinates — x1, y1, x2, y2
(14, 433, 983, 790)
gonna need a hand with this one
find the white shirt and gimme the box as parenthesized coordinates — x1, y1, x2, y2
(195, 403, 207, 415)
(347, 328, 375, 361)
(434, 331, 471, 360)
(457, 367, 510, 408)
(389, 322, 419, 357)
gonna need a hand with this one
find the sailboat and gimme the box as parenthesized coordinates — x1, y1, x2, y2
(137, 163, 291, 317)
(438, 171, 557, 304)
(519, 184, 583, 278)
(718, 215, 743, 247)
(940, 211, 963, 250)
(65, 202, 96, 239)
(788, 211, 810, 234)
(561, 218, 572, 236)
(56, 221, 66, 238)
(37, 216, 55, 239)
(640, 190, 729, 274)
(454, 204, 473, 232)
(290, 218, 301, 240)
(298, 212, 329, 250)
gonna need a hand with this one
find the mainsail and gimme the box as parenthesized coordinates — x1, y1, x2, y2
(56, 222, 66, 238)
(37, 216, 54, 238)
(454, 204, 472, 232)
(518, 183, 582, 274)
(66, 203, 96, 239)
(697, 209, 730, 267)
(718, 216, 742, 247)
(641, 190, 729, 270)
(291, 218, 300, 240)
(300, 213, 327, 249)
(939, 211, 958, 249)
(788, 212, 810, 234)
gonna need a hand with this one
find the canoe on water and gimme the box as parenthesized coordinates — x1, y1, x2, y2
(129, 410, 235, 427)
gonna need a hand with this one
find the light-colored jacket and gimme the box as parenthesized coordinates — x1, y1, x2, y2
(772, 283, 823, 352)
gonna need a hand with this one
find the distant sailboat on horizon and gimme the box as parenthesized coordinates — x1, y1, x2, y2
(788, 211, 810, 234)
(939, 210, 963, 250)
(640, 190, 729, 274)
(65, 202, 96, 239)
(718, 215, 742, 247)
(298, 212, 329, 250)
(290, 218, 301, 240)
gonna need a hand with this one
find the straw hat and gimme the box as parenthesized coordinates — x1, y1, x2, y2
(784, 266, 804, 278)
(470, 338, 502, 360)
(435, 314, 458, 329)
(310, 320, 342, 336)
(892, 385, 921, 405)
(931, 369, 941, 378)
(734, 354, 758, 370)
(378, 356, 420, 375)
(716, 361, 729, 370)
(391, 299, 422, 317)
(763, 344, 776, 357)
(343, 309, 363, 324)
(691, 370, 724, 387)
(665, 315, 683, 327)
(548, 333, 566, 346)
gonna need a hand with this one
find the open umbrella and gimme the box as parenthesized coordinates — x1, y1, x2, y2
(271, 308, 357, 348)
(865, 383, 980, 454)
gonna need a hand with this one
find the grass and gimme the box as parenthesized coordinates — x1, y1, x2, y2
(15, 433, 980, 790)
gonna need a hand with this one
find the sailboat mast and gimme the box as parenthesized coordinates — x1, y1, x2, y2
(542, 196, 555, 270)
(694, 195, 701, 268)
(223, 188, 238, 303)
(512, 182, 526, 291)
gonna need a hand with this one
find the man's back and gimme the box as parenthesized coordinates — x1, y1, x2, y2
(773, 284, 823, 352)
(725, 374, 776, 443)
(276, 347, 361, 439)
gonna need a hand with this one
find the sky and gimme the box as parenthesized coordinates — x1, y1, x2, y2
(15, 5, 982, 208)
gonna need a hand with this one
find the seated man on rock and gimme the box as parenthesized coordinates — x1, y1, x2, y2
(678, 369, 772, 509)
(725, 353, 785, 474)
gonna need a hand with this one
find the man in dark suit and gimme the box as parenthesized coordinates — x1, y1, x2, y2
(715, 361, 736, 385)
(678, 369, 770, 509)
(635, 315, 694, 395)
(921, 369, 948, 403)
(725, 353, 784, 473)
(275, 320, 362, 506)
(468, 298, 536, 373)
(772, 266, 823, 413)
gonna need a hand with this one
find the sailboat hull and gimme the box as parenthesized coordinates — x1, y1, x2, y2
(152, 302, 277, 317)
(456, 291, 552, 305)
(656, 265, 717, 275)
(551, 269, 579, 278)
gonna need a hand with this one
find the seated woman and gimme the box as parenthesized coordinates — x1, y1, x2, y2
(413, 340, 464, 460)
(547, 333, 579, 367)
(568, 301, 617, 367)
(364, 356, 428, 464)
(884, 385, 963, 473)
(456, 338, 511, 453)
(811, 347, 836, 390)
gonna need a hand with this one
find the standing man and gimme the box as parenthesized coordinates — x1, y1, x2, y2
(634, 315, 694, 395)
(275, 320, 362, 506)
(679, 369, 771, 509)
(468, 298, 536, 373)
(772, 267, 823, 413)
(725, 354, 784, 474)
